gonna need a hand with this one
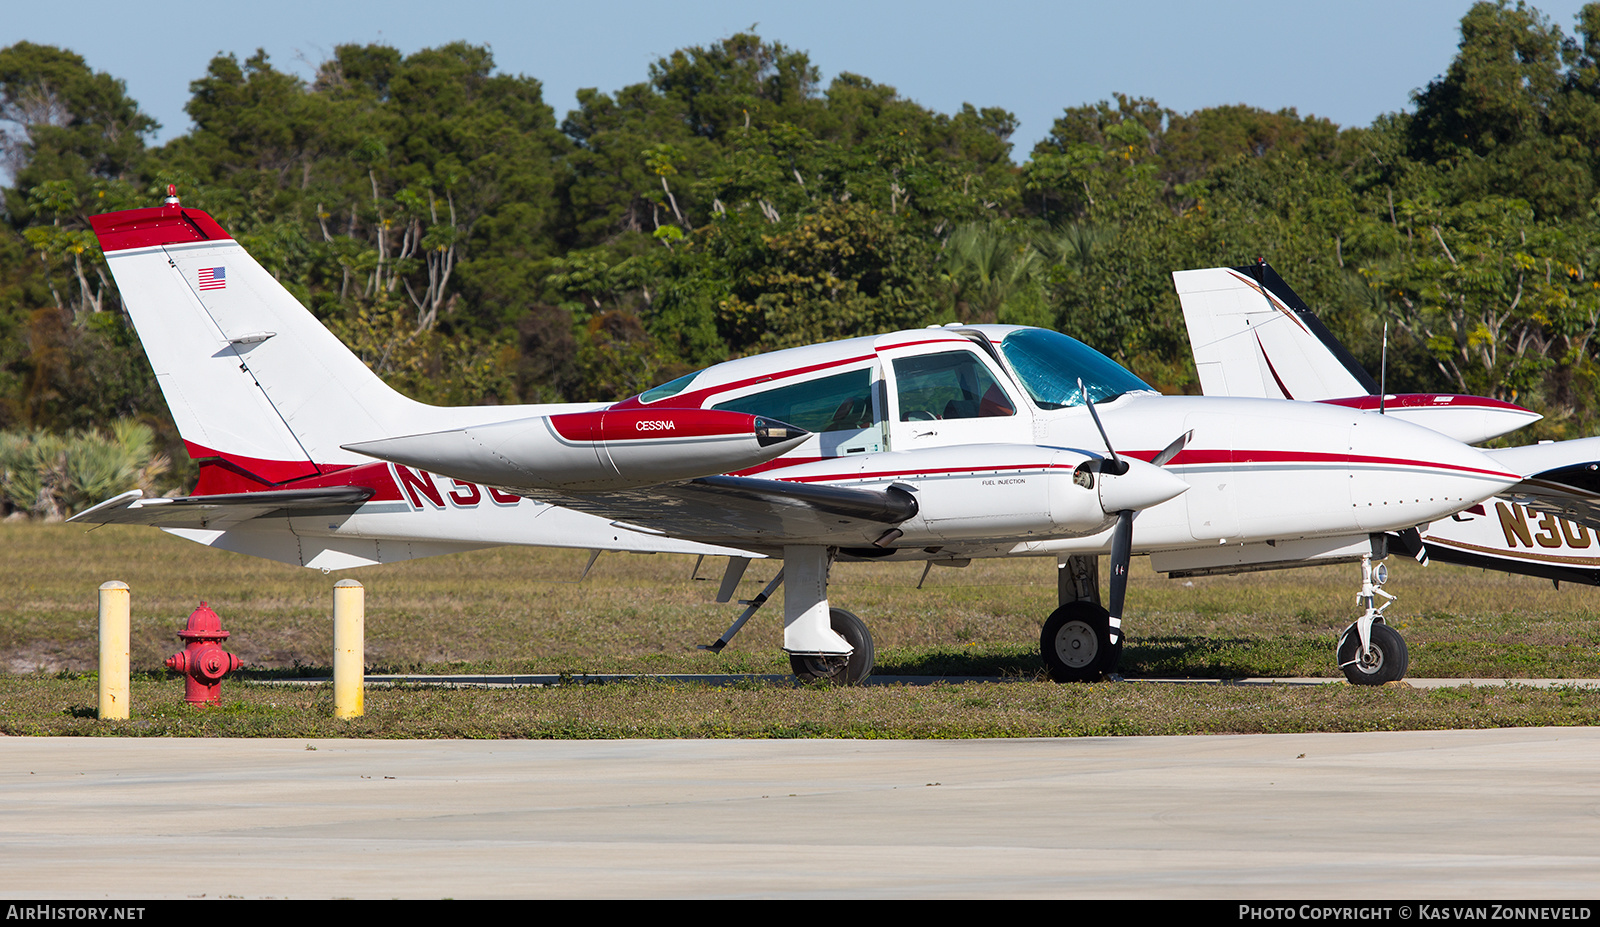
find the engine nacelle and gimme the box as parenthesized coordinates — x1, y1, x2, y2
(771, 445, 1188, 543)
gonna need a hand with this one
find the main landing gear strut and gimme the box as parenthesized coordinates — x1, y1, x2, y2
(1336, 551, 1410, 685)
(1037, 394, 1184, 684)
(1041, 554, 1122, 683)
(704, 548, 1121, 686)
(699, 545, 875, 685)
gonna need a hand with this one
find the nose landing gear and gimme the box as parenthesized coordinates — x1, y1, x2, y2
(1337, 553, 1410, 685)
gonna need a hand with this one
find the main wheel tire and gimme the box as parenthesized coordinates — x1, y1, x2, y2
(1337, 621, 1410, 685)
(1041, 602, 1117, 683)
(790, 607, 875, 685)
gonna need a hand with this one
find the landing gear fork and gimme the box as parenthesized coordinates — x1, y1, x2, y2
(1337, 549, 1410, 685)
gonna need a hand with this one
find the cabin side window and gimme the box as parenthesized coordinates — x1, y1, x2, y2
(711, 368, 877, 434)
(892, 351, 1016, 421)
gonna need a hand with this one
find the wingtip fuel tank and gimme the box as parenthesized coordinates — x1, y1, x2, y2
(345, 408, 810, 492)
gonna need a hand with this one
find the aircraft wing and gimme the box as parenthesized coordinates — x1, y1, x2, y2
(544, 475, 919, 550)
(68, 487, 375, 530)
(71, 475, 920, 556)
(1487, 438, 1600, 529)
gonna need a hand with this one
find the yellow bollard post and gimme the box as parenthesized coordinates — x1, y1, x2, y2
(98, 581, 130, 720)
(333, 579, 364, 718)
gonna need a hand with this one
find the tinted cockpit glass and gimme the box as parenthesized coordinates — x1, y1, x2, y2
(999, 329, 1152, 409)
(638, 371, 701, 404)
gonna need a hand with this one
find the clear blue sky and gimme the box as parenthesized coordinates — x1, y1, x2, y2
(6, 0, 1596, 156)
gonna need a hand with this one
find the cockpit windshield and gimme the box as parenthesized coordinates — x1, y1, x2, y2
(638, 370, 701, 404)
(999, 329, 1153, 409)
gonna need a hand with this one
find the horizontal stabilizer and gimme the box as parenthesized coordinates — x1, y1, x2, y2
(69, 486, 374, 530)
(161, 525, 500, 571)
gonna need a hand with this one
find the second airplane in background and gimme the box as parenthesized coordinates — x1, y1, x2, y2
(1175, 261, 1600, 589)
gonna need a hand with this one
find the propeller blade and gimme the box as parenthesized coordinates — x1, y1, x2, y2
(1106, 509, 1134, 644)
(1150, 429, 1194, 468)
(1079, 377, 1127, 475)
(1076, 389, 1187, 653)
(1397, 526, 1430, 565)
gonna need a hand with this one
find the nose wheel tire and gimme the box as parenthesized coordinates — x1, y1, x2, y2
(1041, 602, 1118, 683)
(790, 607, 875, 685)
(1337, 621, 1409, 685)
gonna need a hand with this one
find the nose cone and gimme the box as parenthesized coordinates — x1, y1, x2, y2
(754, 417, 809, 448)
(1349, 412, 1523, 530)
(1098, 458, 1190, 513)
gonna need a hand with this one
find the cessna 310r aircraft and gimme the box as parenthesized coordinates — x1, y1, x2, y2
(72, 192, 1546, 686)
(1175, 261, 1600, 591)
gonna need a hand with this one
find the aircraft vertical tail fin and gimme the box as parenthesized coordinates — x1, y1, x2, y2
(90, 200, 580, 495)
(1173, 264, 1377, 401)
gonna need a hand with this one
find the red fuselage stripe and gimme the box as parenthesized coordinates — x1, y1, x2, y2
(776, 450, 1518, 483)
(182, 444, 1517, 498)
(1124, 447, 1518, 480)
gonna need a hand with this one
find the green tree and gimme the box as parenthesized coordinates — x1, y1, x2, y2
(0, 42, 154, 221)
(1409, 1, 1600, 219)
(1358, 195, 1600, 417)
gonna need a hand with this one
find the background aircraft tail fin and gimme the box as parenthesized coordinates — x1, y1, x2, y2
(1173, 263, 1377, 401)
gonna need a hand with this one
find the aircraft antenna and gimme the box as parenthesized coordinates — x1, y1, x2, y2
(1379, 321, 1389, 415)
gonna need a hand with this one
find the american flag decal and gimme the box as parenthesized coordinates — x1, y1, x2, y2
(197, 266, 226, 291)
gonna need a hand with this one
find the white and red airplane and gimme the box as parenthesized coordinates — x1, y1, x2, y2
(1176, 261, 1600, 590)
(71, 193, 1546, 686)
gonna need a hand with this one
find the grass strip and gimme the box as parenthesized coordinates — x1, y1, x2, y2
(7, 672, 1600, 739)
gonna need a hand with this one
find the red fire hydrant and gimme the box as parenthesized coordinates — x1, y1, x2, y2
(164, 602, 243, 706)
